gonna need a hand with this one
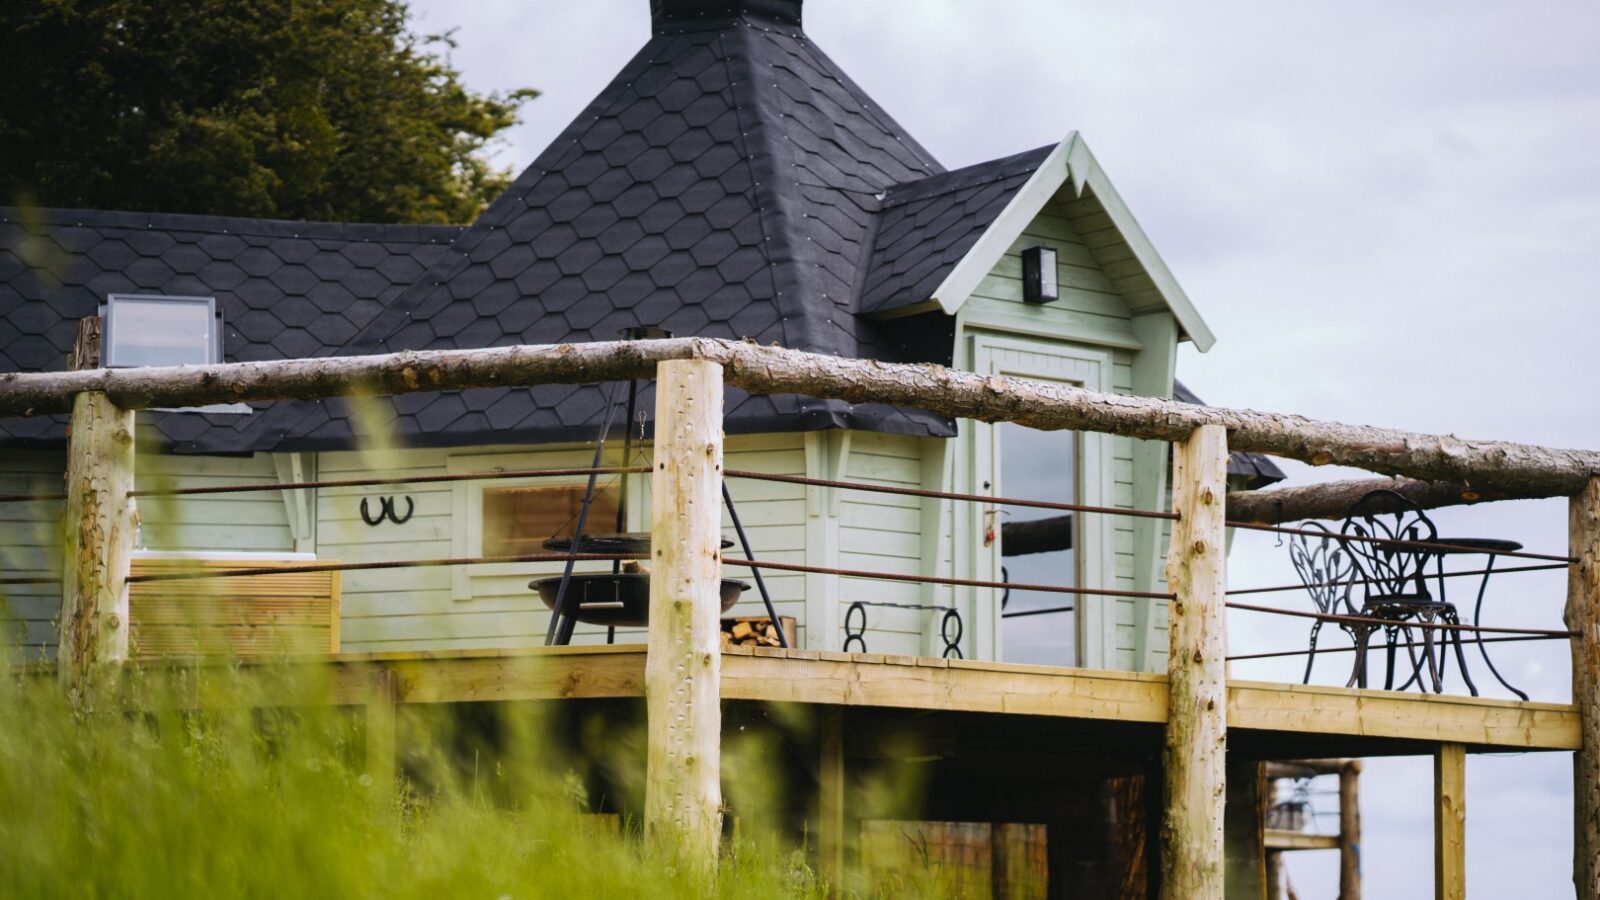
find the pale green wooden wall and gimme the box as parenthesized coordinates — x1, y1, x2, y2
(0, 447, 295, 660)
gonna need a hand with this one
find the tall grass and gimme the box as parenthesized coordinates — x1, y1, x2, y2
(0, 655, 836, 899)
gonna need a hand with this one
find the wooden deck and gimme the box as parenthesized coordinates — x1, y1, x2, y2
(134, 644, 1580, 756)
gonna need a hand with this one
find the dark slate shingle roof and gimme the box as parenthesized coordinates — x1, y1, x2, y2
(0, 207, 459, 449)
(858, 145, 1052, 316)
(234, 2, 966, 453)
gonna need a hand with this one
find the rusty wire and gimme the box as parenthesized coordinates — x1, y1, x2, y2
(0, 575, 60, 586)
(1227, 632, 1567, 663)
(129, 465, 651, 498)
(723, 468, 1178, 521)
(0, 491, 65, 504)
(125, 552, 632, 583)
(1225, 599, 1576, 638)
(720, 556, 1174, 600)
(1226, 562, 1569, 597)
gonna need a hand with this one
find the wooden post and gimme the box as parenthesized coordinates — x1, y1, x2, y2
(1162, 424, 1230, 900)
(1434, 743, 1465, 900)
(1264, 851, 1282, 900)
(1223, 758, 1265, 900)
(817, 706, 846, 888)
(366, 668, 398, 802)
(1568, 476, 1600, 897)
(58, 317, 137, 700)
(644, 359, 725, 869)
(1338, 760, 1362, 899)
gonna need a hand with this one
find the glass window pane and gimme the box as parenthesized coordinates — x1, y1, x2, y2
(999, 422, 1077, 667)
(108, 297, 214, 366)
(483, 485, 620, 557)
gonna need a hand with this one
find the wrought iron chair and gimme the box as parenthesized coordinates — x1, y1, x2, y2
(1340, 490, 1477, 694)
(1287, 522, 1358, 684)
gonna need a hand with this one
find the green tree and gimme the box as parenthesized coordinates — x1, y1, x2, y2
(0, 0, 536, 224)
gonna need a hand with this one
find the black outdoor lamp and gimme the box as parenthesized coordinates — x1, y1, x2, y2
(1021, 245, 1058, 303)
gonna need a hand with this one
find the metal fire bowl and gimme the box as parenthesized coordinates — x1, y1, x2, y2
(531, 573, 747, 627)
(540, 533, 735, 555)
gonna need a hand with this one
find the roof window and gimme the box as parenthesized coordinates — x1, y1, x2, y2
(102, 294, 222, 368)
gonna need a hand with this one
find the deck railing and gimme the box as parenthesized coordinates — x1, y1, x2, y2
(3, 329, 1597, 898)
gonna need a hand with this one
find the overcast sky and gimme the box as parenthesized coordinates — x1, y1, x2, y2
(406, 1, 1600, 895)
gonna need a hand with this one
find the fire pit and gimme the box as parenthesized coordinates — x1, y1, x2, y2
(531, 573, 747, 628)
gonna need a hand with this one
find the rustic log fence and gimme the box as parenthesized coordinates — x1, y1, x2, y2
(3, 336, 1597, 897)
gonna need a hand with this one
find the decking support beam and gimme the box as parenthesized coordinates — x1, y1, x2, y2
(1161, 423, 1229, 899)
(643, 359, 725, 870)
(1568, 476, 1600, 897)
(58, 317, 137, 702)
(1433, 742, 1465, 900)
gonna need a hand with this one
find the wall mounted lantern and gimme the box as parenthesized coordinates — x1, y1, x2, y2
(1021, 246, 1058, 304)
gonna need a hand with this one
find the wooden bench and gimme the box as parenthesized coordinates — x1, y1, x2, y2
(129, 558, 340, 658)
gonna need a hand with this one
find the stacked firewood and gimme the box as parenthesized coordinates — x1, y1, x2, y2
(720, 617, 785, 648)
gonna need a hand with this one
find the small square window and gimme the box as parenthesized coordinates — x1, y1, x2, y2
(483, 484, 620, 557)
(102, 294, 221, 367)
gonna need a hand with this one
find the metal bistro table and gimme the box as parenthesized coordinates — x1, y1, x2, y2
(1432, 536, 1529, 701)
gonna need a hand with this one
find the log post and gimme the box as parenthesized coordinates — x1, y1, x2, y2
(1162, 423, 1230, 900)
(1433, 743, 1465, 900)
(58, 317, 137, 701)
(1569, 477, 1600, 897)
(1338, 760, 1362, 899)
(644, 359, 725, 869)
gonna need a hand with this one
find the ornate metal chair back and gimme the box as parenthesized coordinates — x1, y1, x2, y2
(1340, 489, 1440, 603)
(1288, 521, 1357, 618)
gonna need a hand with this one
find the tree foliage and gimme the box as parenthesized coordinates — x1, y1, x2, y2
(0, 0, 536, 224)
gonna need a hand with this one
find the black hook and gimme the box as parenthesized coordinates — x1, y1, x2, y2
(361, 495, 414, 526)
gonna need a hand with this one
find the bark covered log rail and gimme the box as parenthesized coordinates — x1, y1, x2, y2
(3, 336, 1598, 502)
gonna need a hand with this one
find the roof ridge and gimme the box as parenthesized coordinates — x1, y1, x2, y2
(877, 145, 1055, 208)
(0, 206, 464, 244)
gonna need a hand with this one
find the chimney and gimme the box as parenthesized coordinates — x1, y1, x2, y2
(649, 0, 802, 33)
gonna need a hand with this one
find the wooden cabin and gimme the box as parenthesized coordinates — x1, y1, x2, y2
(0, 0, 1279, 668)
(4, 3, 1583, 899)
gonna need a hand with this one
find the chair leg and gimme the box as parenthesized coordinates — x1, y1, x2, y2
(1347, 626, 1372, 689)
(1394, 625, 1424, 692)
(1446, 609, 1480, 697)
(1303, 621, 1324, 685)
(1383, 625, 1400, 690)
(1420, 611, 1443, 693)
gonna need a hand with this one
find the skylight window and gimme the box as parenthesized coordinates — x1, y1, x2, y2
(102, 294, 222, 368)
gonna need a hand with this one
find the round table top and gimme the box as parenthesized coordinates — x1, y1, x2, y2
(1432, 536, 1524, 555)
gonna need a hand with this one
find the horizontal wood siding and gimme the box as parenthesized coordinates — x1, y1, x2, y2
(139, 452, 295, 554)
(3, 447, 297, 660)
(0, 450, 65, 660)
(838, 432, 925, 656)
(321, 436, 807, 653)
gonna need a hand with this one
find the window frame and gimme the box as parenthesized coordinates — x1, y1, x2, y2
(102, 293, 223, 368)
(447, 450, 644, 602)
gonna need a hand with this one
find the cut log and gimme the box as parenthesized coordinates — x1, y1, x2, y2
(1226, 476, 1538, 525)
(643, 358, 724, 870)
(1161, 424, 1229, 900)
(58, 317, 137, 703)
(5, 336, 1600, 498)
(1568, 477, 1600, 897)
(731, 621, 753, 641)
(1000, 514, 1073, 556)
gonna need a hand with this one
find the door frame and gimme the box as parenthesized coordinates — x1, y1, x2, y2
(968, 334, 1118, 668)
